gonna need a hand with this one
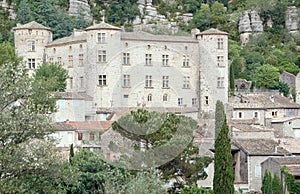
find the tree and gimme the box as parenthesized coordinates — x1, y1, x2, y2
(271, 173, 282, 194)
(0, 42, 76, 193)
(213, 101, 234, 194)
(180, 185, 214, 194)
(277, 81, 290, 97)
(261, 171, 272, 194)
(189, 4, 212, 31)
(33, 62, 68, 92)
(17, 0, 32, 24)
(112, 109, 212, 187)
(69, 143, 74, 164)
(32, 62, 68, 112)
(253, 64, 280, 89)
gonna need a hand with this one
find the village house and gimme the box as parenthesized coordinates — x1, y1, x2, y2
(261, 156, 300, 193)
(13, 21, 229, 121)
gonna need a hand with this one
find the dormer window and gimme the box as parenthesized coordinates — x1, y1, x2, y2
(28, 29, 32, 35)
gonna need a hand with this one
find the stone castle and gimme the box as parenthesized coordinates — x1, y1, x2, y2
(13, 21, 229, 121)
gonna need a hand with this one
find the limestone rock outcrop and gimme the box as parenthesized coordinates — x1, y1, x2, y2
(68, 0, 92, 20)
(286, 6, 299, 32)
(238, 10, 263, 33)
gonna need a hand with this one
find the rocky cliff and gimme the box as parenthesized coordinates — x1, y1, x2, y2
(68, 0, 92, 20)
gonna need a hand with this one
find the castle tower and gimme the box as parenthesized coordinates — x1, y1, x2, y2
(13, 21, 52, 75)
(196, 29, 229, 116)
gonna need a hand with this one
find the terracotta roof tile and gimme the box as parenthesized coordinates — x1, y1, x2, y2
(54, 121, 113, 131)
(46, 33, 86, 46)
(286, 165, 300, 176)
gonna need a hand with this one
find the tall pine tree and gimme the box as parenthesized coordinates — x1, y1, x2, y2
(213, 101, 234, 194)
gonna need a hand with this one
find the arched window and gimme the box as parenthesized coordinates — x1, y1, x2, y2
(147, 94, 152, 102)
(163, 94, 168, 101)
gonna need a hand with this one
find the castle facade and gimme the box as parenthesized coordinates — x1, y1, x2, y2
(13, 21, 229, 121)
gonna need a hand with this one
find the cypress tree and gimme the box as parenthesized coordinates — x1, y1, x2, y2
(69, 143, 74, 164)
(261, 170, 272, 194)
(272, 173, 282, 194)
(213, 101, 234, 194)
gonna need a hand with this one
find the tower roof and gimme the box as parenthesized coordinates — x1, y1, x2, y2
(85, 22, 121, 31)
(13, 21, 51, 31)
(196, 28, 228, 36)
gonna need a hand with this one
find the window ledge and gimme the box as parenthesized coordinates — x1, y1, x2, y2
(145, 64, 153, 66)
(182, 66, 190, 68)
(122, 86, 131, 88)
(97, 85, 108, 87)
(123, 64, 131, 66)
(162, 87, 170, 89)
(145, 87, 154, 89)
(182, 87, 190, 89)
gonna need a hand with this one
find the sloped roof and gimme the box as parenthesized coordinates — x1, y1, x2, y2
(85, 22, 121, 31)
(271, 157, 300, 165)
(230, 93, 300, 109)
(231, 122, 272, 132)
(277, 138, 300, 154)
(286, 165, 300, 176)
(233, 139, 290, 156)
(196, 28, 228, 36)
(54, 121, 113, 131)
(13, 21, 51, 31)
(121, 31, 198, 43)
(46, 33, 86, 46)
(53, 92, 92, 100)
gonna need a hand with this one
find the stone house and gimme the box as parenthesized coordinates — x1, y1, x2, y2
(13, 21, 229, 121)
(229, 93, 300, 129)
(232, 139, 290, 192)
(52, 121, 113, 154)
(261, 156, 300, 193)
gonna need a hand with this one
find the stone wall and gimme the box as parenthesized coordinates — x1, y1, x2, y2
(286, 6, 299, 32)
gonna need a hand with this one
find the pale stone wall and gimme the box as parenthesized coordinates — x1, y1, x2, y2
(198, 33, 229, 115)
(248, 155, 269, 191)
(53, 99, 86, 122)
(232, 109, 265, 125)
(14, 27, 52, 75)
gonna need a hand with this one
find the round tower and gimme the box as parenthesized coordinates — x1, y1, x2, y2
(13, 21, 52, 74)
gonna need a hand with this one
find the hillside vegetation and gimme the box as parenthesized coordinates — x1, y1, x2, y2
(1, 0, 300, 91)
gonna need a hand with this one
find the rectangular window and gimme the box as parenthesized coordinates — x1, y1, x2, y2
(79, 54, 83, 66)
(124, 94, 129, 98)
(272, 111, 278, 118)
(183, 76, 190, 88)
(145, 54, 152, 66)
(68, 55, 73, 67)
(205, 96, 209, 105)
(123, 53, 130, 65)
(98, 50, 106, 62)
(162, 76, 169, 88)
(183, 55, 189, 67)
(89, 133, 95, 141)
(69, 77, 73, 89)
(217, 77, 224, 88)
(162, 55, 169, 66)
(99, 75, 107, 86)
(49, 57, 53, 63)
(28, 40, 35, 51)
(217, 38, 224, 49)
(192, 98, 197, 105)
(97, 33, 106, 43)
(80, 76, 84, 88)
(217, 56, 224, 66)
(238, 112, 243, 119)
(57, 57, 62, 64)
(145, 75, 152, 87)
(178, 98, 183, 106)
(123, 74, 130, 87)
(78, 132, 83, 140)
(28, 58, 35, 69)
(254, 112, 259, 119)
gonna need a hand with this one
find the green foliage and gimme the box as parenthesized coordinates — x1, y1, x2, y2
(261, 170, 283, 194)
(282, 166, 300, 194)
(0, 42, 77, 193)
(213, 101, 234, 194)
(278, 61, 299, 76)
(0, 8, 15, 43)
(33, 62, 68, 92)
(262, 171, 272, 194)
(253, 64, 280, 89)
(69, 143, 74, 164)
(17, 0, 32, 24)
(180, 185, 214, 194)
(277, 81, 290, 97)
(112, 109, 212, 187)
(230, 63, 235, 93)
